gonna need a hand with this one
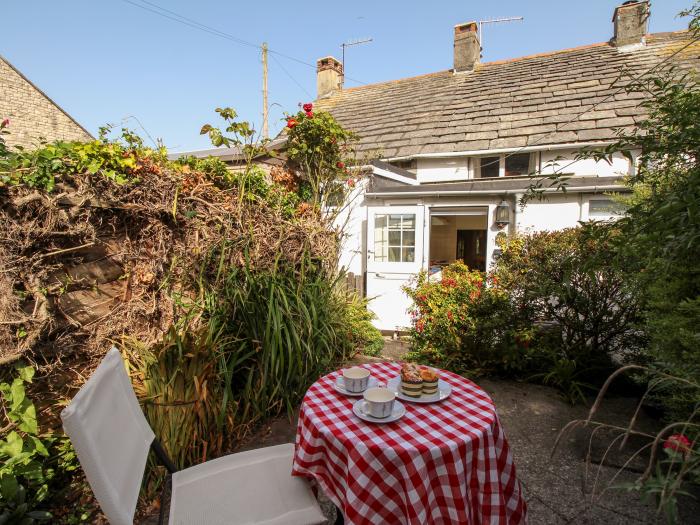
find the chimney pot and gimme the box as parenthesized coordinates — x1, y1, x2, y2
(612, 1, 649, 47)
(454, 21, 480, 72)
(316, 56, 343, 99)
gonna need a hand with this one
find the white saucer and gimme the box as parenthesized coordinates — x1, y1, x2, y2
(333, 376, 378, 397)
(387, 376, 452, 404)
(352, 399, 406, 423)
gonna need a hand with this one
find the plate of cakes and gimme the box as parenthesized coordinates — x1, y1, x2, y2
(387, 363, 452, 403)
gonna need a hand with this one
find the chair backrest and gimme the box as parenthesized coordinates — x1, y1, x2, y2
(61, 348, 155, 525)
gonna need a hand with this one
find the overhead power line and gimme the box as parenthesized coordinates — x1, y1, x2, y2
(120, 0, 367, 86)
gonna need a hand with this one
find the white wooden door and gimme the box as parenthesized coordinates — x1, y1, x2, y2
(366, 206, 425, 331)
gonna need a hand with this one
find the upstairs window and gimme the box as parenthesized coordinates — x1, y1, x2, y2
(505, 153, 532, 177)
(475, 153, 534, 178)
(480, 157, 500, 178)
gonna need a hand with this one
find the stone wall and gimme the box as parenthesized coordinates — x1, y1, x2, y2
(0, 56, 92, 150)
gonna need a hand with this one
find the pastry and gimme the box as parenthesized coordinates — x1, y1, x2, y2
(420, 367, 439, 395)
(400, 363, 423, 397)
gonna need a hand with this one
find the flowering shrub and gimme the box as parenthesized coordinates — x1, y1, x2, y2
(285, 103, 358, 213)
(403, 261, 529, 374)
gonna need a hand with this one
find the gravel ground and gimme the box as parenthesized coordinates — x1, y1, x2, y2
(235, 337, 700, 524)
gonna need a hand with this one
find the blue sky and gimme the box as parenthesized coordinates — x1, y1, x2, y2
(2, 1, 692, 152)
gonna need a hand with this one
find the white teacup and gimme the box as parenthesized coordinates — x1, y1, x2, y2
(342, 367, 370, 393)
(361, 387, 396, 419)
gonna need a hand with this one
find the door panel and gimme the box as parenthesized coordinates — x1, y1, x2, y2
(366, 206, 425, 330)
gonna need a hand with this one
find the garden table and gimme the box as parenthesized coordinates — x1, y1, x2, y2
(292, 361, 527, 525)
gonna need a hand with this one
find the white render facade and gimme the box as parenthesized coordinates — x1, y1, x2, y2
(336, 148, 631, 331)
(318, 1, 698, 331)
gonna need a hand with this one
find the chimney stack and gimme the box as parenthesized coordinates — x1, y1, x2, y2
(454, 22, 481, 72)
(612, 1, 649, 47)
(316, 56, 343, 99)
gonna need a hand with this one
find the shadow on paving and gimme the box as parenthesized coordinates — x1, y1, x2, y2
(233, 339, 699, 524)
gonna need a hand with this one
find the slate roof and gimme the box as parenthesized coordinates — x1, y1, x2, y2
(315, 32, 699, 159)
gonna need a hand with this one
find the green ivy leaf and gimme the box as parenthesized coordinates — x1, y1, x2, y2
(0, 474, 18, 501)
(3, 432, 23, 458)
(16, 366, 34, 384)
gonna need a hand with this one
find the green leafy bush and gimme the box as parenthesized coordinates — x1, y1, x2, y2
(403, 261, 526, 375)
(493, 225, 645, 402)
(342, 294, 384, 357)
(0, 365, 53, 523)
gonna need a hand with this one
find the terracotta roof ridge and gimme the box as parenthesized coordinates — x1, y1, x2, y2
(329, 30, 691, 96)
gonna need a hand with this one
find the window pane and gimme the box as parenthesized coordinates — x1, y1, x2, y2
(388, 215, 402, 229)
(480, 156, 500, 178)
(388, 230, 401, 245)
(402, 247, 415, 262)
(505, 153, 531, 177)
(589, 200, 624, 217)
(374, 214, 388, 261)
(402, 215, 415, 229)
(403, 230, 415, 247)
(388, 247, 401, 262)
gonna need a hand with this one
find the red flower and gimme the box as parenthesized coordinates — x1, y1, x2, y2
(336, 161, 345, 169)
(305, 111, 314, 118)
(303, 103, 313, 112)
(664, 434, 692, 454)
(286, 118, 297, 129)
(441, 278, 457, 288)
(447, 311, 454, 321)
(347, 178, 356, 188)
(1, 118, 9, 127)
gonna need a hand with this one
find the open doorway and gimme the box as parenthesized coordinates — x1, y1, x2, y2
(429, 210, 488, 273)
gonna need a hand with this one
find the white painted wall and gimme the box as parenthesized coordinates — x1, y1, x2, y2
(516, 193, 583, 233)
(537, 150, 633, 177)
(409, 149, 635, 182)
(416, 157, 469, 183)
(335, 180, 367, 276)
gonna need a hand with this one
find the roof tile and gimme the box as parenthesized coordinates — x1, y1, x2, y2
(316, 32, 698, 158)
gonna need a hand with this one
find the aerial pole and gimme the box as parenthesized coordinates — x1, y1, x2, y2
(262, 42, 269, 139)
(477, 17, 524, 54)
(340, 37, 373, 84)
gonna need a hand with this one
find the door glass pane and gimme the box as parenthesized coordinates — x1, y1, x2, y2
(373, 212, 418, 263)
(374, 214, 388, 261)
(388, 230, 401, 245)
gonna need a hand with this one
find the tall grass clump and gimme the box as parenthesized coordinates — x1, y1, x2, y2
(207, 256, 352, 424)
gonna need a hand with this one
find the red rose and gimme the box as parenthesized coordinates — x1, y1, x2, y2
(336, 161, 345, 169)
(1, 118, 9, 127)
(286, 118, 297, 129)
(303, 103, 313, 112)
(664, 434, 692, 454)
(305, 111, 313, 118)
(347, 178, 356, 188)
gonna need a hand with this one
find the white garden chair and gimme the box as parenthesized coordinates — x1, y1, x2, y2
(61, 348, 325, 525)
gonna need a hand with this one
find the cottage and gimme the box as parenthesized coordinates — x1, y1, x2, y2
(0, 55, 92, 149)
(315, 1, 700, 331)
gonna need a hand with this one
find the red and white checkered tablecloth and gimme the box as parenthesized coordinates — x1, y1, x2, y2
(292, 361, 527, 525)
